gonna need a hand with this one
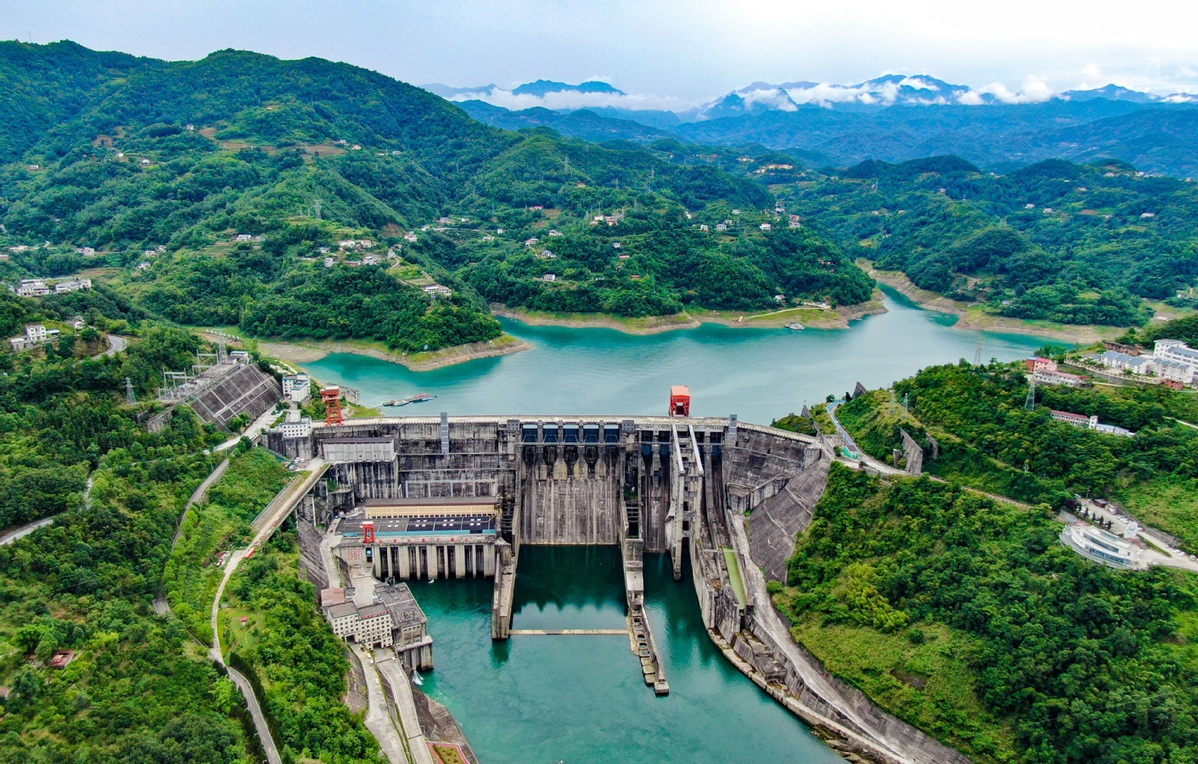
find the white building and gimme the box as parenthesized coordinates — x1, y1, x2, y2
(423, 284, 452, 298)
(1049, 409, 1135, 437)
(325, 602, 394, 648)
(1061, 524, 1140, 568)
(281, 373, 311, 403)
(279, 410, 312, 439)
(1153, 339, 1198, 385)
(1031, 369, 1087, 388)
(24, 324, 48, 344)
(54, 278, 92, 294)
(16, 278, 49, 297)
(1093, 350, 1154, 376)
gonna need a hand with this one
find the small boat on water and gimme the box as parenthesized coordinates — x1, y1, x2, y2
(381, 393, 437, 407)
(786, 322, 804, 330)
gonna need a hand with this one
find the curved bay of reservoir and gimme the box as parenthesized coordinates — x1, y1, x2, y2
(303, 289, 1050, 762)
(304, 288, 1048, 422)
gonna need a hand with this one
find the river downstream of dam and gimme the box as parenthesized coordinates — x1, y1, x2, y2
(303, 289, 1049, 762)
(413, 547, 845, 763)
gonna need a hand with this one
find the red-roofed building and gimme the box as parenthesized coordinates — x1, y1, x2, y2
(48, 650, 76, 669)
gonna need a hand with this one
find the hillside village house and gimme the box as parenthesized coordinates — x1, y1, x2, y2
(9, 323, 58, 352)
(54, 278, 92, 294)
(1025, 357, 1087, 387)
(15, 278, 49, 297)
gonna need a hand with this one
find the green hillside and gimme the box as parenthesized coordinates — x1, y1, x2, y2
(779, 465, 1198, 764)
(0, 42, 875, 346)
(837, 361, 1198, 547)
(784, 156, 1198, 325)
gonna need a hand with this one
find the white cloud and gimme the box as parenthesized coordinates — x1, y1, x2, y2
(898, 76, 937, 91)
(737, 88, 798, 111)
(969, 76, 1055, 104)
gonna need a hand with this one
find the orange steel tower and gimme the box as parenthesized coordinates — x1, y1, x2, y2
(321, 386, 344, 425)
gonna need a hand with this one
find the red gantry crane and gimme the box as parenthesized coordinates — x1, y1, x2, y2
(321, 386, 344, 425)
(668, 385, 690, 417)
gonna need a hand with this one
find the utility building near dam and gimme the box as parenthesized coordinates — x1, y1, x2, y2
(339, 496, 500, 580)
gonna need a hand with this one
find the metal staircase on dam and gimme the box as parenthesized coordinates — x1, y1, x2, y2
(667, 423, 705, 581)
(498, 494, 516, 542)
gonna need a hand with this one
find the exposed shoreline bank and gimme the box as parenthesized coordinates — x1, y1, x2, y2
(491, 297, 888, 335)
(863, 261, 1124, 344)
(198, 331, 531, 371)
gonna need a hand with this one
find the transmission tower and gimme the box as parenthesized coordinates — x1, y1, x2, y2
(1025, 379, 1036, 411)
(974, 337, 983, 366)
(125, 377, 136, 404)
(903, 391, 910, 413)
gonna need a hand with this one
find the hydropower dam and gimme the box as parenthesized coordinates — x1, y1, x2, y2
(268, 408, 970, 764)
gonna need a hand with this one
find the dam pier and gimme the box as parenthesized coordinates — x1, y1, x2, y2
(268, 410, 970, 764)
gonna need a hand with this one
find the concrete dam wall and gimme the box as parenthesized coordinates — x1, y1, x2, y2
(277, 414, 970, 764)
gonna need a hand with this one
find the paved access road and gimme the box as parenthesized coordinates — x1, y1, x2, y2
(90, 333, 129, 360)
(350, 645, 409, 764)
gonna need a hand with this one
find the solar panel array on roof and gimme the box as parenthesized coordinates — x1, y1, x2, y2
(342, 513, 496, 536)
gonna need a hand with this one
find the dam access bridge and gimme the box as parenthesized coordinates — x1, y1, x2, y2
(264, 411, 969, 764)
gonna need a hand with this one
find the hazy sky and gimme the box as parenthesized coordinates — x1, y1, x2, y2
(4, 0, 1198, 105)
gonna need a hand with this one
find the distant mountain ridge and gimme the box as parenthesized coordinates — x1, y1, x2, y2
(512, 79, 624, 97)
(434, 73, 1198, 117)
(433, 74, 1198, 176)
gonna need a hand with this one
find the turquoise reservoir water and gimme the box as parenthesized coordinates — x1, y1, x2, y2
(413, 546, 845, 764)
(305, 292, 1050, 761)
(303, 288, 1048, 423)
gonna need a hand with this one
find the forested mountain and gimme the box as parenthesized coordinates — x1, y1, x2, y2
(0, 41, 873, 340)
(782, 156, 1198, 324)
